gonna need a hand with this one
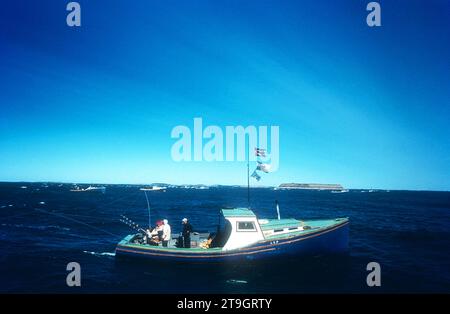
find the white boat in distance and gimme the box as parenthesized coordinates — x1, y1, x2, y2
(70, 186, 106, 192)
(140, 186, 167, 192)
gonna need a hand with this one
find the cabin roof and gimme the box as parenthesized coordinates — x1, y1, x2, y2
(259, 218, 300, 231)
(221, 208, 256, 218)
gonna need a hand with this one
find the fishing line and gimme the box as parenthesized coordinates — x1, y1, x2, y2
(6, 188, 148, 237)
(1, 209, 39, 221)
(33, 208, 121, 237)
(56, 212, 120, 221)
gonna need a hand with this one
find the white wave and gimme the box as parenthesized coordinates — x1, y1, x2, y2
(83, 251, 116, 257)
(226, 279, 248, 284)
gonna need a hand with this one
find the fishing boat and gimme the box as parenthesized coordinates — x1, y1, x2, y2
(70, 185, 106, 192)
(140, 186, 167, 192)
(331, 189, 349, 193)
(115, 207, 349, 262)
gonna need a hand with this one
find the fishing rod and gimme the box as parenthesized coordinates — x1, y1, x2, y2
(120, 215, 142, 230)
(119, 219, 144, 233)
(120, 215, 147, 234)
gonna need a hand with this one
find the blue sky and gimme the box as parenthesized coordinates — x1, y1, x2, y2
(0, 0, 449, 190)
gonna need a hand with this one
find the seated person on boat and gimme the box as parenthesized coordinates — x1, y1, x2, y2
(145, 220, 164, 245)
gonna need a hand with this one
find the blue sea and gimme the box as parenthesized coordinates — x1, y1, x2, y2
(0, 182, 449, 293)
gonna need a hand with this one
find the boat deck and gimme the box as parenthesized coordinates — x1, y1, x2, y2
(262, 218, 347, 240)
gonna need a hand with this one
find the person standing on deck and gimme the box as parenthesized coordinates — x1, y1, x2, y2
(182, 218, 193, 248)
(162, 219, 171, 247)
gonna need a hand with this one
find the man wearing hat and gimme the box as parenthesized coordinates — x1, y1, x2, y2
(181, 218, 193, 248)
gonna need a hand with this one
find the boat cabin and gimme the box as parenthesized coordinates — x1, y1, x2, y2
(219, 208, 265, 250)
(216, 208, 307, 250)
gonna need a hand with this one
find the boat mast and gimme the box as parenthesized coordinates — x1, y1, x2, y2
(247, 143, 250, 208)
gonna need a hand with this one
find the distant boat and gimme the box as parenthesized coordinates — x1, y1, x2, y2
(331, 189, 349, 193)
(70, 186, 106, 192)
(278, 183, 344, 190)
(140, 186, 167, 192)
(116, 208, 349, 262)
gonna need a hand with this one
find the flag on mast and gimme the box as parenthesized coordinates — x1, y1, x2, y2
(254, 148, 266, 157)
(251, 147, 271, 181)
(251, 170, 261, 181)
(256, 161, 271, 173)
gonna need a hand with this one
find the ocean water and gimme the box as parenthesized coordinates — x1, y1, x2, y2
(0, 182, 449, 293)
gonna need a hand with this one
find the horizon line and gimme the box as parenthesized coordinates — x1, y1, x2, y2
(0, 180, 448, 193)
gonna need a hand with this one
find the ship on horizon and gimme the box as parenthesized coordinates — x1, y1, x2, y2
(278, 183, 345, 191)
(140, 186, 167, 192)
(70, 185, 106, 192)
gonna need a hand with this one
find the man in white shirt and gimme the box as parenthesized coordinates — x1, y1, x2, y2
(162, 219, 171, 247)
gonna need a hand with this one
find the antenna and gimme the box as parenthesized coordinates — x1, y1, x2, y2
(275, 200, 281, 220)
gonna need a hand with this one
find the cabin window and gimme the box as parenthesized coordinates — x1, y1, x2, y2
(288, 227, 299, 231)
(236, 221, 257, 232)
(274, 229, 284, 233)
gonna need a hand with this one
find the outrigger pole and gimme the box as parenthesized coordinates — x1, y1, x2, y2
(143, 191, 151, 229)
